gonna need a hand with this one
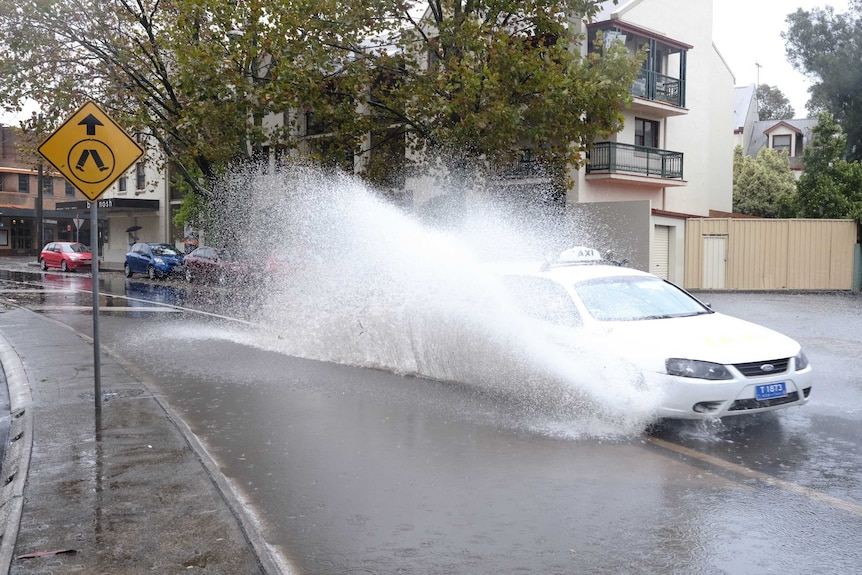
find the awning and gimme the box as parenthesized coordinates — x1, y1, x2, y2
(55, 198, 160, 213)
(0, 206, 76, 219)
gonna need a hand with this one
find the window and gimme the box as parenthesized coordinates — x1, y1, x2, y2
(574, 276, 706, 321)
(305, 111, 327, 136)
(426, 39, 442, 71)
(635, 118, 660, 148)
(65, 180, 75, 196)
(136, 162, 146, 189)
(119, 176, 127, 192)
(772, 134, 792, 154)
(11, 218, 33, 249)
(502, 275, 582, 327)
(42, 177, 53, 195)
(18, 174, 29, 193)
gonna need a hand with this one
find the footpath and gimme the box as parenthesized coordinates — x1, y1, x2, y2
(0, 259, 281, 574)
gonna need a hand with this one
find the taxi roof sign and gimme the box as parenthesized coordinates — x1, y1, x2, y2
(38, 101, 144, 201)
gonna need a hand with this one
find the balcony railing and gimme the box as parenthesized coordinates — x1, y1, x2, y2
(587, 142, 684, 179)
(495, 156, 545, 179)
(631, 70, 684, 108)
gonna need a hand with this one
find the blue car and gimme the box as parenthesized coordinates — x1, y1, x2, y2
(124, 242, 184, 280)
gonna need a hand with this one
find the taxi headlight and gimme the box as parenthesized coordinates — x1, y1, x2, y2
(666, 358, 732, 380)
(795, 350, 809, 371)
(154, 257, 165, 265)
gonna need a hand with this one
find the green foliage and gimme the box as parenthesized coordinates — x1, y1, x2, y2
(0, 0, 641, 199)
(0, 0, 387, 195)
(173, 190, 213, 230)
(792, 111, 862, 224)
(757, 84, 794, 120)
(732, 145, 797, 218)
(371, 1, 643, 180)
(784, 3, 862, 160)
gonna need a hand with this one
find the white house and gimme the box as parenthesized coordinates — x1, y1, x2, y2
(746, 118, 817, 179)
(564, 0, 734, 282)
(733, 84, 816, 180)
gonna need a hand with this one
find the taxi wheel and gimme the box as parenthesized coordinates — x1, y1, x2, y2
(148, 265, 157, 280)
(61, 260, 69, 273)
(124, 263, 133, 278)
(39, 258, 47, 271)
(185, 267, 193, 283)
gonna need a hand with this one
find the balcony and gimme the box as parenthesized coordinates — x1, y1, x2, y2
(633, 68, 685, 102)
(589, 20, 690, 117)
(495, 155, 544, 180)
(586, 142, 685, 187)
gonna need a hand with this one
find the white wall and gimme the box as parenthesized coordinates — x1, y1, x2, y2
(99, 139, 168, 263)
(573, 0, 734, 217)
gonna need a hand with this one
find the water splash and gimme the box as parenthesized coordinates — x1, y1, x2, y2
(184, 164, 663, 436)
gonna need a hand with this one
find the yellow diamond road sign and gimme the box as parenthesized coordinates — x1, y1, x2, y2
(38, 101, 144, 201)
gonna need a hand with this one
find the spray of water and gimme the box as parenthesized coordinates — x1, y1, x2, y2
(174, 164, 663, 436)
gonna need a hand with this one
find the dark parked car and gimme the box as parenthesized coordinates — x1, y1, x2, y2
(124, 242, 184, 280)
(183, 246, 251, 285)
(39, 241, 93, 272)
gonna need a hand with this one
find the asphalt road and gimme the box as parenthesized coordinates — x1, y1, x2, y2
(2, 264, 861, 574)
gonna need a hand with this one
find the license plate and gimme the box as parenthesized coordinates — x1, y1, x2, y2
(755, 382, 787, 400)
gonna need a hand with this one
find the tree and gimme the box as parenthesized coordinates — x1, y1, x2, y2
(364, 1, 643, 186)
(792, 111, 862, 224)
(0, 0, 390, 196)
(0, 1, 641, 198)
(756, 84, 794, 120)
(732, 145, 797, 218)
(784, 2, 862, 160)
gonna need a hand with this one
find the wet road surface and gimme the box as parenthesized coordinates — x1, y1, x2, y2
(2, 267, 861, 574)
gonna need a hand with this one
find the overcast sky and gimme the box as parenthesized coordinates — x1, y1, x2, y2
(713, 0, 850, 118)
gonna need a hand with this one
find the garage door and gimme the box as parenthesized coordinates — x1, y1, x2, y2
(652, 225, 669, 279)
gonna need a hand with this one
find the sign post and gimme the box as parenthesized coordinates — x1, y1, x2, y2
(38, 101, 144, 410)
(73, 215, 83, 243)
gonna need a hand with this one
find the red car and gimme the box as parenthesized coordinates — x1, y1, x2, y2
(39, 242, 93, 272)
(183, 246, 251, 286)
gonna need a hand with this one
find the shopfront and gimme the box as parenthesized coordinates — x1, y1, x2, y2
(0, 207, 77, 256)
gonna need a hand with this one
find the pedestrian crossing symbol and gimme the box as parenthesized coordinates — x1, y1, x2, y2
(38, 101, 145, 201)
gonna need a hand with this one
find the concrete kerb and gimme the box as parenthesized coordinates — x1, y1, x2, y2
(0, 331, 34, 574)
(109, 348, 288, 575)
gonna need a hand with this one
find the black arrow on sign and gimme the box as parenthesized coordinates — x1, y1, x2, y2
(78, 114, 104, 135)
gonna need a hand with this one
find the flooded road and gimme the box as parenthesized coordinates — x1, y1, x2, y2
(2, 265, 861, 574)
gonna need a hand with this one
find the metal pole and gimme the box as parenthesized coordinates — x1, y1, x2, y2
(36, 164, 44, 253)
(90, 201, 102, 410)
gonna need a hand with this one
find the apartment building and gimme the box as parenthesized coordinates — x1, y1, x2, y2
(567, 0, 734, 283)
(407, 0, 734, 283)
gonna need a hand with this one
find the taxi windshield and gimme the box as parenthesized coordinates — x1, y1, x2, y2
(574, 276, 710, 321)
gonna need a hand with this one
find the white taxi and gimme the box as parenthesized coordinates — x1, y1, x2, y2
(497, 247, 813, 420)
